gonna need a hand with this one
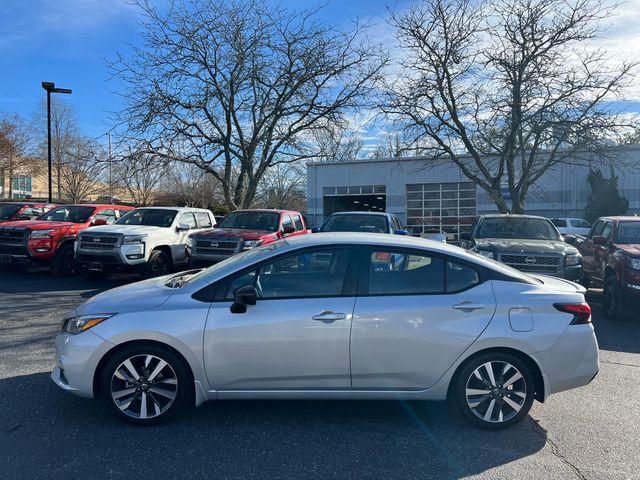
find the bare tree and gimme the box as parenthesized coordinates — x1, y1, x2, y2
(59, 138, 107, 203)
(312, 123, 363, 162)
(119, 149, 169, 206)
(113, 0, 387, 210)
(384, 0, 637, 213)
(254, 163, 306, 211)
(156, 163, 224, 208)
(0, 113, 33, 198)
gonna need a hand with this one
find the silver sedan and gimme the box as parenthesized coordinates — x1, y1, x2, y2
(51, 233, 599, 429)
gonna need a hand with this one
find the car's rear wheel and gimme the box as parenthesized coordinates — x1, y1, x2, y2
(51, 243, 76, 277)
(144, 250, 172, 278)
(100, 344, 192, 425)
(603, 275, 624, 320)
(453, 352, 535, 430)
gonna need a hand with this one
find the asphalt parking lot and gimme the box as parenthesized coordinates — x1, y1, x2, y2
(0, 268, 639, 480)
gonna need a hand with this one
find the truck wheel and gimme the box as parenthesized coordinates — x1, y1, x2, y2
(51, 243, 77, 277)
(603, 275, 625, 320)
(144, 250, 172, 278)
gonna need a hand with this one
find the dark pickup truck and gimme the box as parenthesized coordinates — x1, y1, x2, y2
(460, 214, 582, 281)
(575, 216, 640, 319)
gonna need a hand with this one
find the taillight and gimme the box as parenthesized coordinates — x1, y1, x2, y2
(554, 303, 592, 325)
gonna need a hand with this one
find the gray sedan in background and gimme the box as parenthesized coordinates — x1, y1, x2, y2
(51, 233, 599, 429)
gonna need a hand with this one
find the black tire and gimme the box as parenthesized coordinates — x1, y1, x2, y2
(453, 352, 535, 430)
(51, 243, 77, 277)
(99, 344, 192, 425)
(143, 249, 172, 278)
(603, 275, 625, 320)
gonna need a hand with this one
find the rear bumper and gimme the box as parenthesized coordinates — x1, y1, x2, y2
(531, 324, 599, 399)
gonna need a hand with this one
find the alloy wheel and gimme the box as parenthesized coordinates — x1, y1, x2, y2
(465, 361, 527, 423)
(110, 354, 178, 420)
(152, 255, 170, 277)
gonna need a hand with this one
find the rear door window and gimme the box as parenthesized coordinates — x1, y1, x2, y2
(293, 214, 304, 231)
(196, 212, 212, 228)
(367, 250, 445, 295)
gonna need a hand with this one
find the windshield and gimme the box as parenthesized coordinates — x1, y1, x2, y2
(217, 211, 280, 232)
(477, 218, 560, 240)
(321, 214, 389, 233)
(117, 209, 178, 227)
(181, 239, 288, 286)
(617, 222, 640, 244)
(0, 204, 22, 220)
(39, 206, 95, 223)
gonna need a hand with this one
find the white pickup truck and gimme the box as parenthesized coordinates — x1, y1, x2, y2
(75, 206, 215, 278)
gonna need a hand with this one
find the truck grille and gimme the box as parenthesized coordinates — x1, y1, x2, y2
(194, 238, 241, 256)
(0, 227, 29, 255)
(499, 253, 561, 274)
(79, 234, 120, 250)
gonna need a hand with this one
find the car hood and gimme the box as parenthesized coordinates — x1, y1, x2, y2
(474, 238, 578, 255)
(75, 274, 174, 316)
(0, 220, 77, 230)
(82, 224, 169, 236)
(616, 244, 640, 256)
(193, 228, 278, 241)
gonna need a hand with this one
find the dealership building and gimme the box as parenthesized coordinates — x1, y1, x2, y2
(306, 145, 640, 238)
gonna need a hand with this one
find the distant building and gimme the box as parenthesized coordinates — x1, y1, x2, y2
(306, 145, 640, 239)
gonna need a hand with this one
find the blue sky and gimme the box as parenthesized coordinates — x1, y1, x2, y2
(1, 0, 639, 149)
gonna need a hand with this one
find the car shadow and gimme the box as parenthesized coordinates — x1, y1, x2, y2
(585, 289, 640, 354)
(0, 373, 548, 480)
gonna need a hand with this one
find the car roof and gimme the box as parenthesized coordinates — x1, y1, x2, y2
(131, 206, 210, 212)
(55, 204, 130, 208)
(480, 214, 549, 220)
(329, 211, 389, 217)
(599, 216, 640, 221)
(232, 209, 291, 214)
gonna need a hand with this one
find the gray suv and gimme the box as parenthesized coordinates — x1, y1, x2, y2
(460, 214, 582, 281)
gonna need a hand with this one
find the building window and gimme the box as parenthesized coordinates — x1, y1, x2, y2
(406, 182, 476, 240)
(11, 176, 32, 197)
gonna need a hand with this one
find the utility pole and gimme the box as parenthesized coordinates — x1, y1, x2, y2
(41, 82, 72, 203)
(108, 133, 113, 203)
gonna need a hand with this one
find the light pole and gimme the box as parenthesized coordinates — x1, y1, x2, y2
(107, 133, 112, 203)
(41, 82, 72, 203)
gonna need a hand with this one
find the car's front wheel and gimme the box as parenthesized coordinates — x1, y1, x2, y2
(144, 249, 172, 278)
(51, 243, 76, 277)
(100, 344, 192, 425)
(453, 352, 535, 430)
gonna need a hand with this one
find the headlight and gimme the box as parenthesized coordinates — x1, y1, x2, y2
(186, 236, 194, 248)
(62, 314, 114, 334)
(565, 254, 581, 266)
(243, 240, 262, 250)
(477, 250, 494, 259)
(30, 229, 54, 238)
(627, 257, 640, 270)
(123, 235, 146, 244)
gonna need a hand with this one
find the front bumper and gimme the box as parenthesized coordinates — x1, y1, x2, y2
(76, 245, 147, 272)
(531, 324, 599, 398)
(51, 330, 114, 398)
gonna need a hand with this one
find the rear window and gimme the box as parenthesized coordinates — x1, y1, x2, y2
(321, 214, 390, 233)
(551, 219, 567, 227)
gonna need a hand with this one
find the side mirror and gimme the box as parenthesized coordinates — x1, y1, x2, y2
(282, 225, 296, 235)
(460, 232, 471, 241)
(394, 229, 409, 236)
(564, 234, 577, 245)
(230, 285, 258, 314)
(177, 222, 191, 231)
(592, 235, 607, 245)
(93, 218, 108, 226)
(311, 227, 320, 233)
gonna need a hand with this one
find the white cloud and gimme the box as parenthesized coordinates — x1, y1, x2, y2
(0, 0, 138, 51)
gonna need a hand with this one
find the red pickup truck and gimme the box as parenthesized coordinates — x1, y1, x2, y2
(186, 209, 310, 266)
(576, 216, 640, 319)
(0, 204, 134, 276)
(0, 202, 56, 223)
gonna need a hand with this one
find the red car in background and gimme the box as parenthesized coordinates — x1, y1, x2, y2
(0, 202, 56, 223)
(186, 209, 310, 266)
(0, 204, 134, 276)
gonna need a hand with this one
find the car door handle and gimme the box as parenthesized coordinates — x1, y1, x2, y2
(312, 311, 346, 322)
(452, 302, 485, 311)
